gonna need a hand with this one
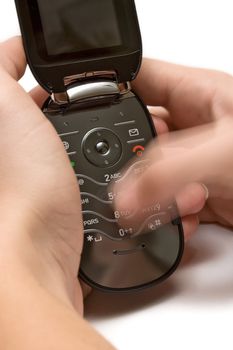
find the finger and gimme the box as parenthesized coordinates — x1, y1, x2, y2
(149, 106, 175, 131)
(198, 206, 216, 223)
(30, 85, 49, 108)
(0, 36, 26, 81)
(133, 59, 213, 108)
(132, 59, 226, 127)
(115, 181, 207, 236)
(115, 123, 219, 217)
(175, 183, 208, 219)
(151, 115, 169, 135)
(132, 59, 191, 107)
(198, 200, 232, 227)
(79, 279, 92, 299)
(149, 106, 170, 121)
(182, 214, 200, 241)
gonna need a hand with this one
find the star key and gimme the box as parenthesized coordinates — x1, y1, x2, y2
(87, 235, 94, 242)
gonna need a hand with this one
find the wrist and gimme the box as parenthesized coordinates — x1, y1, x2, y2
(0, 214, 84, 314)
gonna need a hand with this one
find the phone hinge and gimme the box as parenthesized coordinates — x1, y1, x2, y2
(52, 70, 131, 105)
(64, 70, 117, 86)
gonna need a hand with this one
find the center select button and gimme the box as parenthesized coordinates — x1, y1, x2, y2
(82, 128, 122, 168)
(95, 141, 110, 155)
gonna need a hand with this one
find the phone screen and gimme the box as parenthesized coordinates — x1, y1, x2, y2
(37, 0, 122, 56)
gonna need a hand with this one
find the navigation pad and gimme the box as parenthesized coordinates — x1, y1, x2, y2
(82, 128, 122, 168)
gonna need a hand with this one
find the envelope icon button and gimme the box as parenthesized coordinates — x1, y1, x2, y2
(129, 128, 140, 137)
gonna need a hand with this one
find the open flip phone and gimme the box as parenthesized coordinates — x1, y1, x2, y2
(15, 0, 184, 292)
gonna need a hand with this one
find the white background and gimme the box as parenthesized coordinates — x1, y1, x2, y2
(0, 1, 233, 349)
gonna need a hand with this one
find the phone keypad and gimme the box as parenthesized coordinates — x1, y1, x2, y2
(45, 94, 183, 290)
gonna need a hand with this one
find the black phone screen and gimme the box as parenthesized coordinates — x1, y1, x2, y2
(37, 0, 122, 56)
(15, 0, 142, 86)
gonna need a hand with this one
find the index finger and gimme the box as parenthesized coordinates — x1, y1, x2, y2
(132, 59, 230, 127)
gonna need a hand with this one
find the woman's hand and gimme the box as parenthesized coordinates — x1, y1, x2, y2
(0, 37, 84, 312)
(116, 59, 233, 229)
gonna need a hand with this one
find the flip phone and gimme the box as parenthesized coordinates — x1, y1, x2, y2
(15, 0, 184, 291)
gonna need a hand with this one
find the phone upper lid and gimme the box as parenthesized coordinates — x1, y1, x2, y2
(15, 0, 142, 94)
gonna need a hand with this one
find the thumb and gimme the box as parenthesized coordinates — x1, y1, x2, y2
(0, 36, 26, 81)
(0, 37, 47, 130)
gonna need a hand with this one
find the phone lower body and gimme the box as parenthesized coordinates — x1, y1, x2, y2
(43, 90, 184, 292)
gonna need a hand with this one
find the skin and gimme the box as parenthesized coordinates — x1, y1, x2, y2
(117, 58, 233, 228)
(0, 37, 114, 349)
(0, 36, 231, 349)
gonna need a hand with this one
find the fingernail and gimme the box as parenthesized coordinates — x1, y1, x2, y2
(201, 183, 209, 200)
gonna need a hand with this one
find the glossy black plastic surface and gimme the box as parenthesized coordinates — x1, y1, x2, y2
(43, 93, 184, 291)
(15, 0, 142, 93)
(16, 0, 184, 292)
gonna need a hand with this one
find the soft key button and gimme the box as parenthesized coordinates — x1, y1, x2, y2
(128, 128, 140, 137)
(59, 130, 79, 155)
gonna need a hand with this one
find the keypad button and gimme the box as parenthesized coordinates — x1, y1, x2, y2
(82, 212, 121, 240)
(81, 192, 114, 219)
(59, 130, 79, 155)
